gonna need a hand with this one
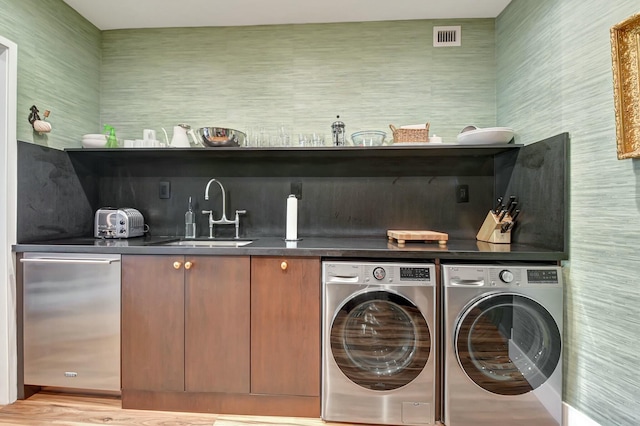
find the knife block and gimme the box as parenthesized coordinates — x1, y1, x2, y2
(476, 211, 511, 244)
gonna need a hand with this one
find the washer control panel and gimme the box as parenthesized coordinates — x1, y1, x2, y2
(367, 265, 432, 284)
(323, 262, 435, 286)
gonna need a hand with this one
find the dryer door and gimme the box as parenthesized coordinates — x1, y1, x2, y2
(330, 290, 431, 391)
(454, 293, 561, 396)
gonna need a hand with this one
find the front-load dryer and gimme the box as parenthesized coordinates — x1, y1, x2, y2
(443, 264, 563, 426)
(322, 261, 437, 425)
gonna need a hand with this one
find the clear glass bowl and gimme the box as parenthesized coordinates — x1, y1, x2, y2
(351, 130, 387, 146)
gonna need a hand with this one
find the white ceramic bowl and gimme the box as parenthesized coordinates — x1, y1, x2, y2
(81, 136, 108, 148)
(456, 127, 514, 145)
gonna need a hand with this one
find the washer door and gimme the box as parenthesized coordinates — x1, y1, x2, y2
(330, 290, 431, 391)
(455, 293, 561, 396)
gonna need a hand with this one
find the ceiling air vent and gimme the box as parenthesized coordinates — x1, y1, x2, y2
(433, 26, 461, 47)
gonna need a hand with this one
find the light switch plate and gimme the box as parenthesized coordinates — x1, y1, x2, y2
(456, 184, 469, 203)
(159, 181, 171, 199)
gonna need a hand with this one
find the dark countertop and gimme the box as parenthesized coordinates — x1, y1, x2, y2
(13, 236, 566, 262)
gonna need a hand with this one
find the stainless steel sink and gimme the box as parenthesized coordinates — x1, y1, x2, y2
(162, 240, 253, 247)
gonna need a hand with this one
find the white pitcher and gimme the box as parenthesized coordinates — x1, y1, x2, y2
(162, 124, 200, 148)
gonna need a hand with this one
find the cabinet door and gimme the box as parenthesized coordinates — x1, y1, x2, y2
(121, 255, 185, 391)
(185, 256, 251, 393)
(251, 256, 321, 396)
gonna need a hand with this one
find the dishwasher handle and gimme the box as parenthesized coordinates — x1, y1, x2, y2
(20, 257, 120, 265)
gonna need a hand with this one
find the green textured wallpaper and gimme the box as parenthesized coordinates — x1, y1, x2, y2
(100, 20, 496, 145)
(497, 1, 640, 425)
(0, 2, 497, 148)
(12, 1, 640, 423)
(0, 0, 101, 150)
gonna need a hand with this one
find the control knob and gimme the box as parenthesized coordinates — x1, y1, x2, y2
(372, 267, 386, 280)
(499, 269, 514, 283)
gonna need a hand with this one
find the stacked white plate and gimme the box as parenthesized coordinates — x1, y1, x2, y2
(456, 127, 514, 145)
(82, 134, 108, 148)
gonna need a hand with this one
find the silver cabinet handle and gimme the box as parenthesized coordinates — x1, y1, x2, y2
(20, 258, 120, 265)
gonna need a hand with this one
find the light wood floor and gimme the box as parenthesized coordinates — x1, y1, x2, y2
(0, 392, 397, 426)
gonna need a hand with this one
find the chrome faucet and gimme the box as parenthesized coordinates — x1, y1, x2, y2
(202, 178, 246, 239)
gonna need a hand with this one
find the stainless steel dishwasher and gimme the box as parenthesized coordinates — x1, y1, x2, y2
(21, 252, 121, 392)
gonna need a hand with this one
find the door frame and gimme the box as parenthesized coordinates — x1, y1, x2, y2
(0, 34, 18, 405)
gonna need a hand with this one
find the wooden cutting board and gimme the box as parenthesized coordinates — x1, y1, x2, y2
(387, 230, 449, 247)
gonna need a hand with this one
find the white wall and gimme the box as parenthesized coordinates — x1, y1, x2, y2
(0, 35, 18, 405)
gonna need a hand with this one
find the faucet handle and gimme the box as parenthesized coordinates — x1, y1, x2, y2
(234, 210, 247, 240)
(202, 210, 213, 223)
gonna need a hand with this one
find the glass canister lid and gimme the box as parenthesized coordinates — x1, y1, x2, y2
(332, 115, 345, 130)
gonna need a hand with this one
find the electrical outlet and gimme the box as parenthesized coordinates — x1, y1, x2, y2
(456, 184, 469, 203)
(291, 181, 302, 199)
(159, 181, 171, 199)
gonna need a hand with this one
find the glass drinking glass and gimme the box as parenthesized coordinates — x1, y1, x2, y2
(311, 133, 325, 147)
(298, 133, 310, 147)
(278, 125, 291, 147)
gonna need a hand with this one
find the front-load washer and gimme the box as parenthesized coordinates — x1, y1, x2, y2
(322, 261, 437, 426)
(443, 264, 563, 426)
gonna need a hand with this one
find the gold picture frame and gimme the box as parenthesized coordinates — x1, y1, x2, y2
(611, 13, 640, 159)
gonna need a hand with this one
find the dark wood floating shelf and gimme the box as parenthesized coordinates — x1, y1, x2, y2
(65, 144, 522, 178)
(66, 144, 522, 160)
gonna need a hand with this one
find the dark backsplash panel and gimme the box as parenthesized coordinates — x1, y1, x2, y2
(495, 132, 569, 253)
(17, 141, 96, 243)
(62, 147, 499, 239)
(97, 175, 493, 239)
(17, 138, 567, 248)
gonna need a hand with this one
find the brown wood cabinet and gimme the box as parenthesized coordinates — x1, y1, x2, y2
(251, 256, 321, 397)
(121, 254, 321, 417)
(121, 255, 250, 393)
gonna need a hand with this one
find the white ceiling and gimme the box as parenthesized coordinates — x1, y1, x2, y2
(61, 0, 513, 31)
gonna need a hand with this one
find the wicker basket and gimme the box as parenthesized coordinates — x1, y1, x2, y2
(389, 123, 430, 143)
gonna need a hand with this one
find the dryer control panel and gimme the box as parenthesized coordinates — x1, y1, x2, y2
(444, 265, 562, 288)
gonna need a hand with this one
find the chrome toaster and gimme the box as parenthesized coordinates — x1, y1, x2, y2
(94, 207, 145, 238)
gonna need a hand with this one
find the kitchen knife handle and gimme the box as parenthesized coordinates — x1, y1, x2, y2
(498, 209, 508, 222)
(493, 197, 504, 214)
(507, 201, 518, 217)
(500, 222, 511, 233)
(510, 209, 521, 222)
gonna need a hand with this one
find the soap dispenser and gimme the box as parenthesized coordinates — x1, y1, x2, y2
(104, 124, 118, 148)
(185, 196, 196, 238)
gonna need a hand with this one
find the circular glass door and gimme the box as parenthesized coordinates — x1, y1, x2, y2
(330, 290, 431, 391)
(455, 293, 561, 396)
